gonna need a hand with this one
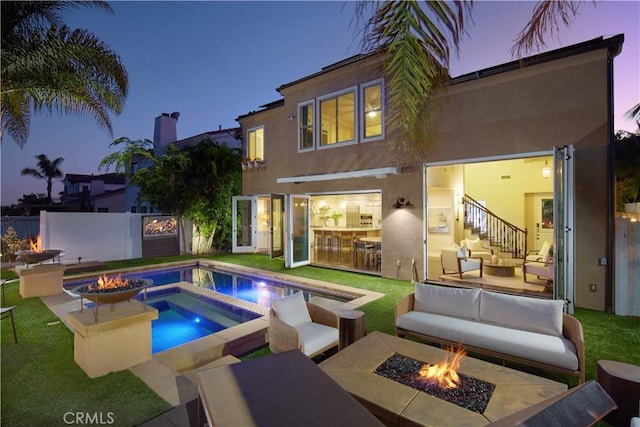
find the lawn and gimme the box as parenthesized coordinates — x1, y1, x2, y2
(2, 253, 639, 426)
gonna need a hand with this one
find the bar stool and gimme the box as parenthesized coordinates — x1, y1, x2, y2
(1, 306, 18, 343)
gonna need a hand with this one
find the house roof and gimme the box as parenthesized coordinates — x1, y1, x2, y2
(236, 34, 624, 121)
(450, 34, 624, 85)
(63, 173, 125, 185)
(172, 126, 242, 149)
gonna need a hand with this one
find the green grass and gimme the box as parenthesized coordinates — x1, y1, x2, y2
(0, 275, 172, 426)
(2, 254, 639, 425)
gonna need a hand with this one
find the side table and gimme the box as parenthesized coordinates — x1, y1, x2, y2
(597, 359, 640, 427)
(339, 310, 366, 350)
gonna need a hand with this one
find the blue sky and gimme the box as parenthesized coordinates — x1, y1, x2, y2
(2, 1, 638, 205)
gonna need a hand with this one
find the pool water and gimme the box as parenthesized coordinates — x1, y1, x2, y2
(146, 288, 261, 353)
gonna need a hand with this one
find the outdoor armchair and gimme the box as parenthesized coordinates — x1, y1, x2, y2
(269, 292, 339, 358)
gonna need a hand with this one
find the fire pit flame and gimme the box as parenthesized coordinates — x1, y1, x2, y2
(92, 274, 129, 291)
(418, 346, 466, 389)
(29, 235, 43, 252)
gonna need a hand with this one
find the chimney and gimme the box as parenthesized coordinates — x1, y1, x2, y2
(153, 112, 180, 153)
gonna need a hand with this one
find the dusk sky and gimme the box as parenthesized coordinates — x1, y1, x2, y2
(1, 1, 638, 205)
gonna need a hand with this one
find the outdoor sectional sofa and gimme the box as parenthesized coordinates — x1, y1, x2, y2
(395, 282, 585, 384)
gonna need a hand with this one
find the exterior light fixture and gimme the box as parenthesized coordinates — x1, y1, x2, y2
(541, 160, 552, 179)
(392, 197, 414, 209)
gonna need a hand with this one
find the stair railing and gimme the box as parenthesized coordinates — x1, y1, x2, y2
(462, 194, 528, 259)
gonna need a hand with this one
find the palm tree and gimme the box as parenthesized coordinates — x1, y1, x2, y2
(357, 1, 636, 162)
(21, 154, 65, 203)
(1, 1, 129, 147)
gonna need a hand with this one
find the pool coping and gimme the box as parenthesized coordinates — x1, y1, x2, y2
(48, 259, 385, 406)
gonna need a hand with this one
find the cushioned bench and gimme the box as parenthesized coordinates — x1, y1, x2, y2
(395, 282, 585, 384)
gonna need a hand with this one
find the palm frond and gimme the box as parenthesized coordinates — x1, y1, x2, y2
(511, 0, 587, 57)
(359, 0, 472, 163)
(624, 103, 640, 129)
(1, 1, 125, 147)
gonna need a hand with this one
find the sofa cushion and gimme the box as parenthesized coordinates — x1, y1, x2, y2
(479, 291, 564, 336)
(414, 282, 480, 320)
(272, 292, 312, 328)
(396, 311, 578, 371)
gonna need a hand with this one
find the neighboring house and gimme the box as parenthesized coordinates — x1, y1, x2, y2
(61, 173, 126, 212)
(125, 113, 242, 213)
(234, 35, 625, 313)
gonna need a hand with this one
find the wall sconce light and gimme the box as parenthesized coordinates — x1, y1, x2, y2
(392, 197, 415, 209)
(541, 159, 552, 179)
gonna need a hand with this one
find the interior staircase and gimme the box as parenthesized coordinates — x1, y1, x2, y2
(462, 194, 528, 259)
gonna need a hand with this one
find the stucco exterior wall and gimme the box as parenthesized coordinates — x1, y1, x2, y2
(238, 39, 618, 311)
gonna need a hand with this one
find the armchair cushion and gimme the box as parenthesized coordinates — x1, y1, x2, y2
(296, 322, 339, 357)
(272, 292, 311, 327)
(465, 238, 485, 252)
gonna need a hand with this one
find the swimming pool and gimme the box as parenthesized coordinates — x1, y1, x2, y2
(64, 262, 362, 354)
(145, 286, 262, 353)
(64, 262, 356, 308)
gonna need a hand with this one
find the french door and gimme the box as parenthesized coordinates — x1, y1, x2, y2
(554, 145, 575, 313)
(232, 196, 256, 253)
(284, 194, 311, 268)
(233, 194, 310, 267)
(271, 194, 284, 258)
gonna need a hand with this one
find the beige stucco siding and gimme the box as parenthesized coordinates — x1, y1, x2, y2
(239, 43, 616, 310)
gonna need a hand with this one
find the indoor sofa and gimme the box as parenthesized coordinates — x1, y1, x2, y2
(395, 282, 585, 383)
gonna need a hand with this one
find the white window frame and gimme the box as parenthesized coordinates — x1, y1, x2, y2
(317, 85, 358, 150)
(246, 126, 265, 161)
(297, 100, 315, 153)
(360, 78, 385, 142)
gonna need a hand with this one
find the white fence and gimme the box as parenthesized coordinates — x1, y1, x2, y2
(615, 217, 640, 316)
(40, 211, 145, 263)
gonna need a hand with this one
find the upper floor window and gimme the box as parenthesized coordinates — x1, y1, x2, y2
(298, 101, 314, 152)
(318, 87, 356, 147)
(361, 79, 384, 141)
(247, 126, 264, 161)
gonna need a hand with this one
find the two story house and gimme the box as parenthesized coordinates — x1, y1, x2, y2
(61, 173, 126, 212)
(234, 35, 624, 313)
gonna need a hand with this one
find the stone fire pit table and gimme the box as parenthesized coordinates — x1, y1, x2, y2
(319, 331, 567, 426)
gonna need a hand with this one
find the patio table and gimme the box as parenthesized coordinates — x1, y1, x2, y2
(197, 349, 383, 427)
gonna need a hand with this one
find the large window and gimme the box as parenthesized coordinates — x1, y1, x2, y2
(298, 101, 314, 151)
(319, 87, 356, 147)
(247, 126, 264, 161)
(361, 79, 384, 141)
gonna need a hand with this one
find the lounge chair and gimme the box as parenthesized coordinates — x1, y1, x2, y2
(269, 292, 339, 358)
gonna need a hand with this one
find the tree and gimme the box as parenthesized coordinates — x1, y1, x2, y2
(99, 137, 155, 175)
(615, 130, 640, 210)
(356, 1, 637, 162)
(100, 138, 242, 253)
(1, 1, 129, 147)
(21, 154, 64, 203)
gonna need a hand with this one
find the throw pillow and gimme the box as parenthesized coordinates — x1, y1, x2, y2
(272, 292, 312, 327)
(456, 242, 468, 258)
(465, 238, 484, 252)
